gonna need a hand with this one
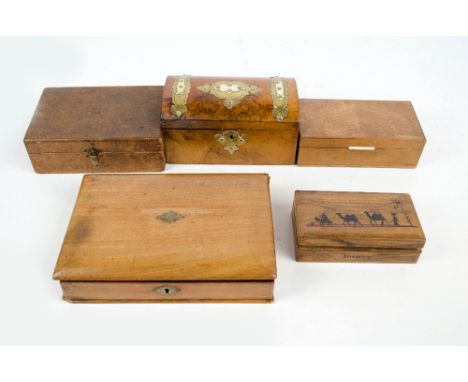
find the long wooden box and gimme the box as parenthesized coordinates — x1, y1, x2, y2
(161, 75, 299, 164)
(292, 191, 426, 263)
(24, 86, 165, 173)
(53, 174, 277, 302)
(297, 99, 426, 168)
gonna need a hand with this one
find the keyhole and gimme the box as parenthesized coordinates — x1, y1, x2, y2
(164, 288, 170, 294)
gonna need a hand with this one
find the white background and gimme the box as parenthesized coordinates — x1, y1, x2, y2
(1, 37, 467, 345)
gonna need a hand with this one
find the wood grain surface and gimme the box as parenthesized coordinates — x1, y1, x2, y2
(293, 191, 426, 250)
(161, 76, 299, 125)
(297, 99, 426, 167)
(53, 174, 277, 282)
(294, 245, 421, 264)
(61, 281, 274, 303)
(161, 76, 299, 164)
(24, 86, 165, 173)
(164, 128, 298, 164)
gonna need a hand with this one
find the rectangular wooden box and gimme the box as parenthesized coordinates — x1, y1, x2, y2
(292, 191, 426, 263)
(24, 86, 165, 173)
(161, 75, 299, 164)
(53, 174, 277, 302)
(297, 99, 426, 168)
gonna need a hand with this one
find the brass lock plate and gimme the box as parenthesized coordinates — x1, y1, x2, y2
(214, 130, 247, 155)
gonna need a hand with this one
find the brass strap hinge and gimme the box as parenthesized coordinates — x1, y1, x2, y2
(270, 77, 289, 121)
(171, 75, 191, 118)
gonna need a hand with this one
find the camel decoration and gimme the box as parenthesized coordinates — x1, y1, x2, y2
(336, 213, 362, 226)
(310, 205, 414, 228)
(364, 211, 388, 226)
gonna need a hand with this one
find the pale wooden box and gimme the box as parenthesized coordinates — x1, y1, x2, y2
(297, 99, 426, 168)
(53, 174, 277, 302)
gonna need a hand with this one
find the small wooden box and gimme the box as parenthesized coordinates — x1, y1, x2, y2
(161, 75, 299, 164)
(292, 191, 426, 263)
(53, 174, 277, 302)
(24, 86, 165, 173)
(297, 99, 426, 168)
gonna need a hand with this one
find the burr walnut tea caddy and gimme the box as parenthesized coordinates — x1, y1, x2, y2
(161, 75, 299, 165)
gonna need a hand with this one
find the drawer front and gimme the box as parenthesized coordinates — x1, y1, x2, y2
(60, 281, 274, 303)
(163, 128, 298, 165)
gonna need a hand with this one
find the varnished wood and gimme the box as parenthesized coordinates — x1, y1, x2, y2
(297, 99, 426, 168)
(161, 76, 299, 165)
(24, 86, 165, 173)
(292, 191, 425, 263)
(295, 246, 421, 264)
(61, 281, 274, 303)
(164, 128, 298, 164)
(28, 152, 164, 174)
(161, 76, 299, 125)
(53, 174, 276, 303)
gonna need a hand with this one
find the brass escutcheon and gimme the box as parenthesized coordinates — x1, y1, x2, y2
(155, 285, 181, 296)
(157, 211, 184, 223)
(214, 130, 247, 155)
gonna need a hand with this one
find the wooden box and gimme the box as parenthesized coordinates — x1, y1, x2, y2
(297, 99, 426, 168)
(53, 174, 276, 302)
(292, 191, 426, 263)
(161, 75, 299, 164)
(24, 86, 165, 173)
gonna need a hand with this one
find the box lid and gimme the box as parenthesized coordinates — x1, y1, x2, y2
(293, 191, 426, 249)
(299, 99, 426, 149)
(24, 86, 164, 153)
(53, 174, 276, 281)
(161, 75, 299, 129)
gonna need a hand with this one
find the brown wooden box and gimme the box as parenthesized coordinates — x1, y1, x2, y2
(292, 191, 426, 263)
(24, 86, 165, 173)
(297, 99, 426, 168)
(161, 75, 299, 164)
(53, 174, 277, 303)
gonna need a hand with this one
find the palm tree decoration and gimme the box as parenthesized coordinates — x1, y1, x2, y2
(391, 199, 412, 226)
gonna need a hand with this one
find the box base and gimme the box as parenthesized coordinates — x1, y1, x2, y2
(295, 245, 421, 263)
(61, 281, 274, 303)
